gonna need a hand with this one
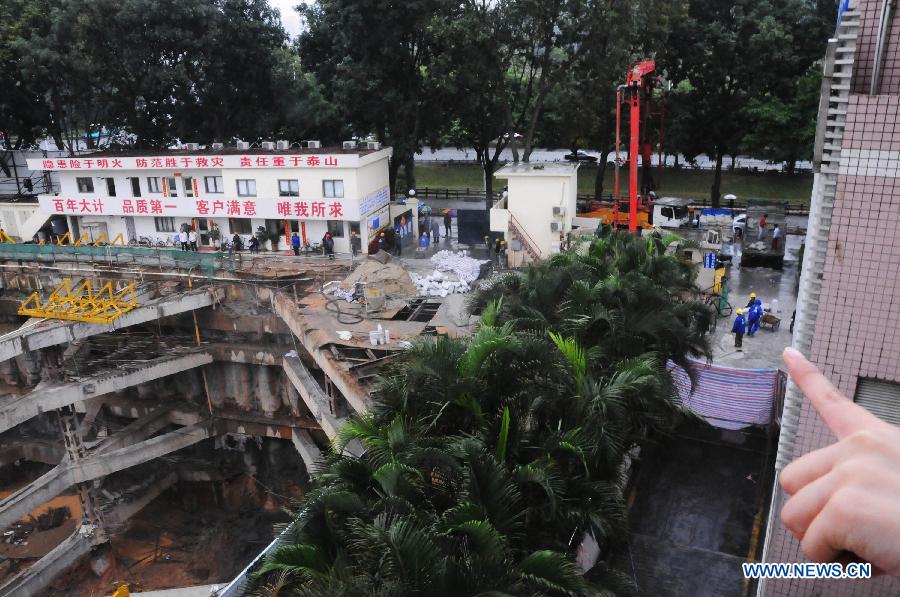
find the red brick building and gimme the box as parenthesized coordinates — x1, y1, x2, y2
(760, 1, 900, 595)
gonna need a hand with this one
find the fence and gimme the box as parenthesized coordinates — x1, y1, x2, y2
(398, 186, 810, 215)
(0, 243, 241, 277)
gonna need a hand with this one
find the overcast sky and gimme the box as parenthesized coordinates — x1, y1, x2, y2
(269, 0, 305, 38)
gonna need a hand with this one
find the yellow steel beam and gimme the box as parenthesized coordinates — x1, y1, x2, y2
(17, 278, 140, 323)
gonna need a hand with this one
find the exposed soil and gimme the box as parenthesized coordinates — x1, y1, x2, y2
(44, 474, 302, 596)
(0, 463, 85, 586)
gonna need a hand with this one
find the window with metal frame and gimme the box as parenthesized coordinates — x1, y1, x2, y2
(326, 220, 345, 237)
(77, 177, 94, 193)
(130, 177, 141, 197)
(278, 179, 299, 197)
(323, 179, 344, 198)
(155, 217, 176, 233)
(204, 176, 223, 193)
(229, 218, 252, 234)
(167, 177, 178, 197)
(236, 179, 256, 197)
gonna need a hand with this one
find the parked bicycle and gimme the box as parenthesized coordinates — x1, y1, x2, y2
(128, 236, 153, 247)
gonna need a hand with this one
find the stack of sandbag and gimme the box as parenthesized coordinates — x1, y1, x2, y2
(430, 250, 488, 284)
(410, 270, 471, 297)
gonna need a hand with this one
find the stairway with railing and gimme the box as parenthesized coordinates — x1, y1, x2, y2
(508, 212, 541, 261)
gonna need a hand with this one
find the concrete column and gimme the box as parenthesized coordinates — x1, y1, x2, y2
(281, 375, 300, 415)
(256, 366, 279, 416)
(17, 350, 41, 386)
(0, 359, 19, 386)
(205, 363, 226, 408)
(231, 363, 253, 411)
(136, 380, 156, 400)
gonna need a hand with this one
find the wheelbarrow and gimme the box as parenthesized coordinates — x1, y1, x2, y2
(760, 312, 781, 331)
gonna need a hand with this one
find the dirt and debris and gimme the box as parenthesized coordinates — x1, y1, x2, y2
(0, 469, 83, 586)
(44, 473, 302, 596)
(340, 255, 417, 299)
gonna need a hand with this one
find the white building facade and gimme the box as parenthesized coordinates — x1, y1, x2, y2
(491, 162, 579, 266)
(26, 146, 393, 253)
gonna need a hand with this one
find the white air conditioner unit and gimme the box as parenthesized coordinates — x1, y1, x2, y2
(211, 142, 225, 150)
(303, 140, 322, 149)
(183, 142, 200, 151)
(550, 222, 561, 232)
(342, 141, 357, 150)
(276, 140, 290, 150)
(235, 141, 250, 150)
(261, 141, 276, 150)
(552, 206, 566, 218)
(366, 141, 381, 150)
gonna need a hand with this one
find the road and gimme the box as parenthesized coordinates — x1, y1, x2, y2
(415, 147, 811, 172)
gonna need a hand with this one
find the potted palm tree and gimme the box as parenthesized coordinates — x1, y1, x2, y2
(254, 226, 270, 252)
(208, 224, 221, 249)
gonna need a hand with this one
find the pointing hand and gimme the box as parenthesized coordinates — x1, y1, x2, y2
(779, 347, 900, 576)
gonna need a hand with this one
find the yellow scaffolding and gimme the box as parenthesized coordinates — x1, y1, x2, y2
(18, 279, 140, 323)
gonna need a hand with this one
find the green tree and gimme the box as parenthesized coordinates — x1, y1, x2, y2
(8, 0, 294, 149)
(0, 0, 55, 180)
(298, 0, 452, 194)
(534, 0, 682, 199)
(743, 67, 822, 174)
(258, 229, 712, 594)
(430, 0, 517, 207)
(661, 0, 832, 205)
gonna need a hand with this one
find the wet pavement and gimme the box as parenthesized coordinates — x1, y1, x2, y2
(709, 223, 803, 370)
(623, 421, 775, 597)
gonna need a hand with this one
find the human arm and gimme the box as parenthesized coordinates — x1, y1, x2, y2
(779, 347, 900, 575)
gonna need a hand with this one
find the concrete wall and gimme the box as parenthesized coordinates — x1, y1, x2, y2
(0, 202, 42, 239)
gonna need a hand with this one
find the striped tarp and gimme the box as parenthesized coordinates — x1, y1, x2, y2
(668, 359, 778, 430)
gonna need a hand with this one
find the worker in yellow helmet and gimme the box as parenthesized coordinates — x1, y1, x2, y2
(746, 291, 757, 309)
(732, 308, 746, 350)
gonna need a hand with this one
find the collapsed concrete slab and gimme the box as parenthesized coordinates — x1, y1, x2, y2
(0, 351, 213, 434)
(0, 421, 213, 531)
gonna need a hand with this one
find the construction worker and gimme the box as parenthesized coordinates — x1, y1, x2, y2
(746, 291, 757, 309)
(291, 232, 301, 256)
(322, 232, 335, 259)
(732, 309, 746, 350)
(771, 224, 782, 250)
(747, 298, 763, 336)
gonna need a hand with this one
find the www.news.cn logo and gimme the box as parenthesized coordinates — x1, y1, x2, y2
(742, 562, 872, 579)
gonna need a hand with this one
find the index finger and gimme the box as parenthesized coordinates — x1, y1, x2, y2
(783, 347, 883, 439)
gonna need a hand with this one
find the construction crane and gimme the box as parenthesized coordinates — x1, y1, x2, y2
(581, 60, 664, 231)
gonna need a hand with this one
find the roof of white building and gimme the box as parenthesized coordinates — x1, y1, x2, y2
(495, 162, 579, 177)
(84, 146, 384, 158)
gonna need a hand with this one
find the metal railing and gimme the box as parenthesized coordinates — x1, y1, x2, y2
(508, 212, 541, 261)
(396, 186, 810, 215)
